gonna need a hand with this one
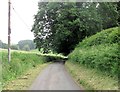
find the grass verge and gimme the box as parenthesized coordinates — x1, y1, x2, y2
(1, 49, 66, 90)
(3, 63, 49, 90)
(0, 63, 1, 92)
(65, 61, 118, 90)
(2, 51, 46, 84)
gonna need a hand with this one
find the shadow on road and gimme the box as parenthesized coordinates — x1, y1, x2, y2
(52, 60, 66, 65)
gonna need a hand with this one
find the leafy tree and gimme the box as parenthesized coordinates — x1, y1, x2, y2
(10, 45, 18, 50)
(0, 40, 8, 49)
(117, 2, 120, 25)
(0, 40, 2, 48)
(18, 40, 35, 50)
(97, 2, 119, 29)
(31, 2, 119, 55)
(22, 45, 30, 51)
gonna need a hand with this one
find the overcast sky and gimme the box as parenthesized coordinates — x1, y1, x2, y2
(0, 0, 39, 44)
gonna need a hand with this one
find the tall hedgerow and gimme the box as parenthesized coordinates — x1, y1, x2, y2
(69, 27, 119, 76)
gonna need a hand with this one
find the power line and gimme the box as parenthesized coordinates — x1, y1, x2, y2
(11, 3, 31, 30)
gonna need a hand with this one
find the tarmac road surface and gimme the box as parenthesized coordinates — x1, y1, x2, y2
(29, 62, 81, 90)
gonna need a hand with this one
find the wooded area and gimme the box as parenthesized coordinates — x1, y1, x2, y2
(0, 40, 35, 51)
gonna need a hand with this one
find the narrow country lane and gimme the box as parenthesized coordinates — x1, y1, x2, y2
(29, 62, 81, 90)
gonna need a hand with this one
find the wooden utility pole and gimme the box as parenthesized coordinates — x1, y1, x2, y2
(8, 0, 11, 63)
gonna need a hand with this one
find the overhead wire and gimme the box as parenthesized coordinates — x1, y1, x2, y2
(11, 3, 31, 30)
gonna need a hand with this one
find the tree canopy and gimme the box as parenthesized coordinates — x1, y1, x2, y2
(0, 40, 8, 49)
(0, 40, 18, 50)
(18, 40, 35, 50)
(31, 2, 119, 55)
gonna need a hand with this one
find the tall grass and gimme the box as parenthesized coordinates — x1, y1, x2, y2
(0, 61, 1, 91)
(69, 27, 119, 77)
(0, 49, 2, 91)
(1, 50, 46, 86)
(66, 61, 118, 90)
(1, 49, 66, 87)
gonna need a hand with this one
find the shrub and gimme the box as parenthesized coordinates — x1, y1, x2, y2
(77, 27, 119, 47)
(69, 27, 119, 76)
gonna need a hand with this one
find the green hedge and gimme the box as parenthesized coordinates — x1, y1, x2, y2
(69, 27, 119, 76)
(77, 27, 119, 47)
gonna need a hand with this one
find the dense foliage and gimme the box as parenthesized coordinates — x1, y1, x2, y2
(31, 2, 119, 55)
(18, 40, 35, 51)
(0, 40, 35, 51)
(69, 27, 119, 76)
(0, 40, 19, 50)
(78, 27, 119, 47)
(0, 40, 8, 49)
